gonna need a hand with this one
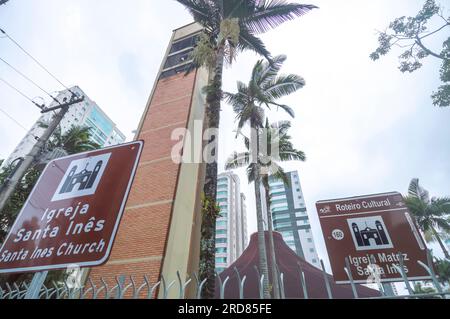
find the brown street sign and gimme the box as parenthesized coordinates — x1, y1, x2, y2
(0, 141, 143, 274)
(316, 192, 430, 284)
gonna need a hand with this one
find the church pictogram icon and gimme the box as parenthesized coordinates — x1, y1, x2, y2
(59, 161, 103, 194)
(347, 216, 393, 251)
(52, 153, 111, 201)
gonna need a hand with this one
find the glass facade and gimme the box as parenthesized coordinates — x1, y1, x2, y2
(263, 171, 321, 268)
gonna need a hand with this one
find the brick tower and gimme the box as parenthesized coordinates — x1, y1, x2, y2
(88, 23, 209, 298)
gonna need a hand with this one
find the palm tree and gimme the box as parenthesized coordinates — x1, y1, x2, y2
(226, 120, 305, 298)
(405, 178, 450, 259)
(47, 125, 100, 155)
(176, 0, 317, 298)
(223, 56, 305, 297)
(261, 120, 305, 298)
(434, 258, 450, 285)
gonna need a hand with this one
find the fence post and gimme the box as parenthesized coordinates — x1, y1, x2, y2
(393, 252, 414, 296)
(253, 266, 264, 299)
(368, 255, 386, 296)
(25, 271, 48, 299)
(233, 267, 246, 300)
(344, 257, 358, 299)
(417, 249, 444, 296)
(298, 263, 308, 299)
(320, 259, 333, 299)
(279, 273, 286, 299)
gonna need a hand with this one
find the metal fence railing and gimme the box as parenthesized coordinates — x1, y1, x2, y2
(1, 251, 449, 299)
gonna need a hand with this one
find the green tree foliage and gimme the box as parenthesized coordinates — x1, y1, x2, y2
(0, 164, 40, 242)
(370, 0, 450, 107)
(434, 258, 450, 285)
(39, 123, 100, 155)
(224, 56, 305, 297)
(404, 178, 450, 259)
(413, 282, 437, 296)
(176, 0, 317, 298)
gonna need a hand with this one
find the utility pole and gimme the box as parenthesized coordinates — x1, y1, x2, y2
(0, 93, 84, 214)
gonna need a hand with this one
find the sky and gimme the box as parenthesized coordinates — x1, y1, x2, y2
(1, 0, 449, 281)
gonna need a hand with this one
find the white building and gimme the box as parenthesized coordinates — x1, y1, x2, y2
(3, 86, 126, 166)
(215, 172, 248, 273)
(260, 170, 321, 268)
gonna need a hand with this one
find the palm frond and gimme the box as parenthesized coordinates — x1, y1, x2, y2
(244, 1, 318, 34)
(237, 26, 272, 61)
(270, 120, 291, 135)
(279, 150, 306, 162)
(176, 0, 217, 29)
(258, 55, 287, 86)
(246, 162, 258, 184)
(269, 102, 295, 118)
(263, 74, 305, 100)
(225, 151, 250, 170)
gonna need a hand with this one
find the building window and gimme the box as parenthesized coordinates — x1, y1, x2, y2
(312, 259, 317, 264)
(216, 221, 227, 228)
(169, 34, 199, 54)
(216, 229, 227, 236)
(163, 51, 192, 69)
(160, 63, 191, 79)
(216, 238, 227, 244)
(275, 221, 292, 228)
(271, 199, 288, 205)
(269, 185, 285, 191)
(272, 206, 289, 212)
(309, 248, 315, 253)
(270, 190, 285, 197)
(216, 257, 227, 264)
(273, 213, 290, 221)
(215, 247, 227, 254)
(307, 238, 312, 243)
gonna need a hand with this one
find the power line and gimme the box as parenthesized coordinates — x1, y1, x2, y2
(0, 105, 31, 133)
(0, 56, 61, 105)
(0, 27, 76, 96)
(0, 77, 45, 109)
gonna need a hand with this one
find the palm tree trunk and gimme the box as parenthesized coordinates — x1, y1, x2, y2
(431, 226, 450, 259)
(253, 130, 271, 299)
(199, 45, 225, 299)
(263, 178, 281, 299)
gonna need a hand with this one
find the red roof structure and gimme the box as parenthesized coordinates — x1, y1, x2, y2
(215, 231, 381, 299)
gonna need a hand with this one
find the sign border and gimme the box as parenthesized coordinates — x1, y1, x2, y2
(316, 191, 430, 284)
(0, 140, 144, 274)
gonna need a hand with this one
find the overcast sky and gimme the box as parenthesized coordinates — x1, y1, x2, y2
(1, 0, 449, 274)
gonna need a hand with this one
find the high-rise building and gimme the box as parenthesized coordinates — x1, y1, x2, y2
(216, 172, 248, 273)
(260, 170, 321, 268)
(3, 86, 126, 166)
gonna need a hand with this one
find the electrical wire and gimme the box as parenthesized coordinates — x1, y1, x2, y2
(0, 27, 76, 96)
(0, 105, 31, 133)
(0, 77, 44, 109)
(0, 56, 61, 105)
